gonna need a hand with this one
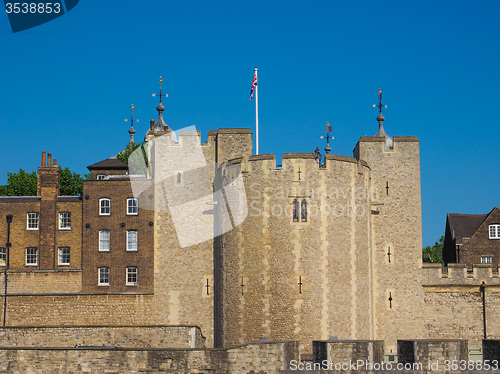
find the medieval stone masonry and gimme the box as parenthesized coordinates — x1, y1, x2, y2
(0, 99, 499, 373)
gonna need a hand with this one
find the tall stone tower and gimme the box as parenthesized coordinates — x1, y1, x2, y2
(216, 90, 424, 354)
(353, 90, 424, 352)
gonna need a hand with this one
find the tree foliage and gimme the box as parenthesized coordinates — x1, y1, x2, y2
(0, 169, 37, 196)
(0, 167, 88, 196)
(116, 142, 148, 174)
(423, 236, 444, 264)
(59, 167, 85, 196)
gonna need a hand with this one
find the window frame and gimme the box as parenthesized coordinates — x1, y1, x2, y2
(26, 212, 39, 230)
(99, 198, 111, 216)
(99, 230, 111, 251)
(0, 247, 6, 266)
(291, 198, 309, 224)
(489, 224, 500, 239)
(126, 266, 138, 286)
(58, 247, 71, 265)
(481, 255, 493, 264)
(58, 212, 72, 230)
(98, 267, 110, 286)
(126, 230, 138, 251)
(25, 247, 38, 266)
(97, 174, 106, 180)
(127, 198, 139, 215)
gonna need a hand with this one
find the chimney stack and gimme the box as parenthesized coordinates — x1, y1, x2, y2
(41, 151, 46, 166)
(47, 153, 52, 166)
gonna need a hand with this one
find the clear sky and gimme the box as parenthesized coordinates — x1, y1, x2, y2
(1, 1, 499, 247)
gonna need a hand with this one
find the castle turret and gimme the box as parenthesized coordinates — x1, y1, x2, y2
(353, 90, 423, 353)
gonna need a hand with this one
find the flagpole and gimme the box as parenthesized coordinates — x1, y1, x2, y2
(255, 67, 259, 155)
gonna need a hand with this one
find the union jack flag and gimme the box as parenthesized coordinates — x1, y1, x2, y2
(249, 70, 257, 100)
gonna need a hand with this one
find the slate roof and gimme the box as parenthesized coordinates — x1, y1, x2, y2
(87, 157, 128, 171)
(447, 213, 488, 239)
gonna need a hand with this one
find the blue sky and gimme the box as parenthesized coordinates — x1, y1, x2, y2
(1, 1, 499, 247)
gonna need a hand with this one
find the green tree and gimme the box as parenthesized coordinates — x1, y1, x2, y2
(117, 142, 148, 174)
(0, 167, 87, 196)
(59, 167, 85, 196)
(423, 236, 444, 264)
(0, 169, 38, 196)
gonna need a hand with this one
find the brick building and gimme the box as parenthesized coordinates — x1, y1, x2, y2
(443, 207, 500, 266)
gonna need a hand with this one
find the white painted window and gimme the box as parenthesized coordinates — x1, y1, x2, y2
(127, 231, 138, 251)
(59, 212, 71, 230)
(489, 224, 500, 239)
(127, 198, 138, 215)
(97, 175, 106, 180)
(98, 267, 110, 285)
(25, 247, 38, 266)
(481, 256, 493, 264)
(99, 230, 110, 251)
(126, 267, 138, 286)
(58, 247, 71, 265)
(27, 212, 39, 230)
(99, 198, 111, 215)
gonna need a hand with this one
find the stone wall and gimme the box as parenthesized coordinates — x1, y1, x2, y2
(0, 340, 298, 373)
(421, 264, 500, 346)
(0, 326, 204, 348)
(218, 153, 374, 352)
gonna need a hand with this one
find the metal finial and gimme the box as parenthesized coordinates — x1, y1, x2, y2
(152, 76, 168, 104)
(320, 121, 333, 155)
(373, 89, 393, 149)
(125, 104, 138, 144)
(125, 104, 139, 128)
(373, 88, 387, 116)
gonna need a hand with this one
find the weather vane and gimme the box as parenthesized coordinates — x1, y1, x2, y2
(125, 104, 139, 128)
(373, 88, 387, 115)
(152, 76, 168, 104)
(320, 121, 333, 155)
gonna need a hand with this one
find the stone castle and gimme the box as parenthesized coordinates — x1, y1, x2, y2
(0, 90, 499, 372)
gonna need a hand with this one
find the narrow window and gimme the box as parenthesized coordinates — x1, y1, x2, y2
(292, 199, 299, 222)
(177, 172, 182, 184)
(99, 230, 110, 251)
(25, 247, 38, 266)
(126, 267, 138, 286)
(301, 200, 307, 222)
(59, 212, 72, 230)
(0, 248, 6, 266)
(126, 231, 138, 251)
(127, 198, 138, 215)
(26, 212, 39, 230)
(481, 256, 493, 264)
(99, 198, 111, 215)
(98, 267, 110, 285)
(489, 224, 500, 239)
(97, 175, 106, 180)
(58, 247, 71, 265)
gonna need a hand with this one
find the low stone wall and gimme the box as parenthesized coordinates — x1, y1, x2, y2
(313, 339, 385, 367)
(0, 340, 299, 373)
(0, 326, 205, 349)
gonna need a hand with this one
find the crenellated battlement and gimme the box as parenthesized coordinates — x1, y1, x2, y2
(422, 263, 500, 288)
(227, 152, 370, 175)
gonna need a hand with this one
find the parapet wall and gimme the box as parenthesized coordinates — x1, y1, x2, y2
(0, 340, 299, 374)
(422, 264, 500, 286)
(0, 326, 205, 349)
